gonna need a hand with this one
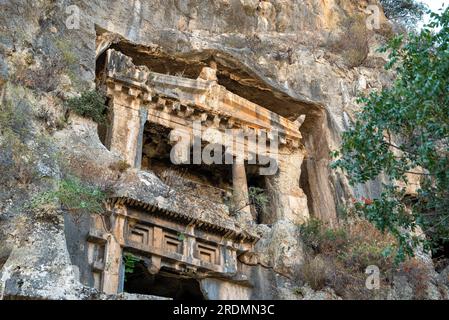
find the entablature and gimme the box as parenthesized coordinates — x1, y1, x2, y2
(102, 49, 304, 151)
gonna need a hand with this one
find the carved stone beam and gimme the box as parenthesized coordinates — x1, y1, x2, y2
(294, 114, 306, 129)
(157, 97, 171, 113)
(128, 88, 141, 99)
(111, 82, 123, 93)
(142, 92, 153, 103)
(213, 115, 221, 128)
(242, 124, 250, 135)
(198, 66, 218, 82)
(200, 113, 208, 123)
(172, 101, 181, 112)
(185, 106, 195, 118)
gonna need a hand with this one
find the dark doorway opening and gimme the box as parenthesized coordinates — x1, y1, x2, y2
(124, 262, 205, 300)
(141, 121, 233, 205)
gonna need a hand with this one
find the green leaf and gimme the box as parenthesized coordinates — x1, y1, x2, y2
(332, 8, 449, 262)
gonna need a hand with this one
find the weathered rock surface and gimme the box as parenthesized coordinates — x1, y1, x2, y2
(1, 0, 447, 300)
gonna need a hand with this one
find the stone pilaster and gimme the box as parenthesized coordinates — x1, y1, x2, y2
(105, 83, 150, 168)
(265, 148, 309, 225)
(102, 206, 126, 294)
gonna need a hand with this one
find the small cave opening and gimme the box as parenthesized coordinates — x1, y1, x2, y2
(141, 121, 233, 205)
(124, 260, 205, 300)
(95, 45, 113, 149)
(97, 96, 111, 148)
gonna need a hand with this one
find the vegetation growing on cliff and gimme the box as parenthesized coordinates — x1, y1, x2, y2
(30, 176, 107, 218)
(0, 86, 52, 186)
(380, 0, 428, 29)
(123, 253, 141, 280)
(299, 218, 433, 299)
(300, 219, 396, 298)
(332, 9, 449, 262)
(248, 186, 269, 215)
(66, 90, 107, 124)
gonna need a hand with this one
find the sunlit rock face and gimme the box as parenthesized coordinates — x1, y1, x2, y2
(4, 0, 435, 301)
(82, 0, 392, 223)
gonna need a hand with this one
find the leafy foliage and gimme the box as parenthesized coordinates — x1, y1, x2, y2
(123, 253, 141, 276)
(380, 0, 428, 29)
(248, 186, 269, 214)
(177, 232, 186, 241)
(226, 186, 269, 217)
(332, 9, 449, 261)
(30, 176, 106, 216)
(66, 90, 107, 124)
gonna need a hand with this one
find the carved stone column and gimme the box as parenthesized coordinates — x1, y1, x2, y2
(232, 161, 253, 224)
(265, 147, 309, 225)
(105, 83, 148, 168)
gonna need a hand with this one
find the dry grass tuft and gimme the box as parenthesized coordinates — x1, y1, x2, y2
(109, 160, 131, 173)
(399, 258, 431, 300)
(300, 218, 396, 299)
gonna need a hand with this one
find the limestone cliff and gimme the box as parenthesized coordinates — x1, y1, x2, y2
(0, 0, 447, 300)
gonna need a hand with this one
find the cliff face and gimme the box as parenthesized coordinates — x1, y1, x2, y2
(1, 0, 446, 300)
(3, 0, 393, 217)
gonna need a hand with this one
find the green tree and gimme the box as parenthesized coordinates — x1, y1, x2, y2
(380, 0, 428, 28)
(332, 9, 449, 262)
